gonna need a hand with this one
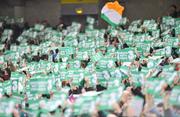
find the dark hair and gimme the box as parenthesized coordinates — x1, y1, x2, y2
(122, 43, 129, 49)
(165, 85, 172, 91)
(25, 103, 29, 108)
(150, 47, 153, 54)
(115, 61, 119, 67)
(135, 57, 140, 61)
(131, 86, 144, 99)
(4, 93, 10, 98)
(42, 94, 51, 99)
(157, 103, 164, 107)
(22, 70, 27, 75)
(55, 49, 59, 53)
(170, 4, 177, 10)
(18, 104, 22, 109)
(50, 110, 56, 115)
(131, 87, 146, 106)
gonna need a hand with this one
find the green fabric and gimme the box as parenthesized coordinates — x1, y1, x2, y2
(116, 48, 135, 62)
(28, 77, 53, 94)
(101, 14, 117, 27)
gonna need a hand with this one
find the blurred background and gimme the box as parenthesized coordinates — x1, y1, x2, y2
(0, 0, 180, 27)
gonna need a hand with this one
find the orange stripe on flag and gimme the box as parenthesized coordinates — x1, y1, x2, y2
(106, 1, 124, 15)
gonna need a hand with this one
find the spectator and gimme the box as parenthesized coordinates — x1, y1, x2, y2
(52, 49, 59, 62)
(23, 22, 30, 30)
(168, 4, 178, 18)
(4, 38, 11, 50)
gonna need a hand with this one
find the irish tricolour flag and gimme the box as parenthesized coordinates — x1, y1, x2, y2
(101, 1, 124, 26)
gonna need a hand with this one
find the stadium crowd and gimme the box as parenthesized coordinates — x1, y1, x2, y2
(0, 4, 180, 117)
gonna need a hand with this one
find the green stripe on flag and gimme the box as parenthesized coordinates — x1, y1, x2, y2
(101, 14, 118, 27)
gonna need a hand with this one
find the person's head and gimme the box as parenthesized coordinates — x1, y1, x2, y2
(95, 48, 100, 53)
(25, 103, 29, 109)
(71, 84, 78, 90)
(37, 52, 40, 56)
(131, 86, 143, 97)
(55, 49, 59, 54)
(101, 49, 107, 55)
(168, 4, 178, 17)
(50, 110, 56, 115)
(157, 17, 162, 24)
(50, 50, 54, 55)
(4, 69, 8, 75)
(81, 62, 86, 69)
(170, 4, 177, 11)
(18, 104, 22, 110)
(113, 37, 119, 42)
(66, 63, 70, 69)
(121, 90, 132, 103)
(62, 80, 70, 87)
(135, 57, 140, 61)
(154, 103, 164, 116)
(115, 61, 121, 67)
(142, 60, 147, 64)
